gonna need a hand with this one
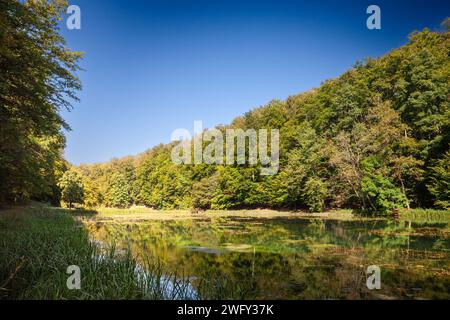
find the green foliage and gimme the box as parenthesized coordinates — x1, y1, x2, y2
(82, 176, 103, 209)
(106, 172, 133, 208)
(0, 0, 81, 204)
(210, 167, 253, 209)
(361, 157, 408, 215)
(303, 178, 328, 212)
(1, 1, 447, 214)
(191, 173, 219, 209)
(58, 169, 84, 208)
(136, 147, 192, 209)
(427, 150, 450, 209)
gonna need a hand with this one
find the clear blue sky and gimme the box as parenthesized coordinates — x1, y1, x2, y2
(60, 0, 450, 165)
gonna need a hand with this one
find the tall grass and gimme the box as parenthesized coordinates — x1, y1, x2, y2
(400, 208, 450, 223)
(0, 204, 240, 300)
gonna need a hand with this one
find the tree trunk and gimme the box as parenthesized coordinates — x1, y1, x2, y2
(400, 178, 410, 210)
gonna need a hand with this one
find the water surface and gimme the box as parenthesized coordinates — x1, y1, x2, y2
(85, 216, 450, 299)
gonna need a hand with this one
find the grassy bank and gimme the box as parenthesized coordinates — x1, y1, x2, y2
(399, 209, 450, 223)
(84, 206, 449, 223)
(86, 207, 355, 222)
(0, 203, 238, 300)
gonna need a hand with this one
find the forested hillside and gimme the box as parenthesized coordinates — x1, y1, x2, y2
(0, 0, 448, 214)
(76, 25, 450, 214)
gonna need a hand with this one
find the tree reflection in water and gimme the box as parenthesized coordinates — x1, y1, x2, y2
(85, 216, 450, 299)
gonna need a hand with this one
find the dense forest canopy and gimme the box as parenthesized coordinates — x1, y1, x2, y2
(0, 0, 81, 204)
(0, 0, 448, 214)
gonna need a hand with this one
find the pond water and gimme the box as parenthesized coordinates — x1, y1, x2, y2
(85, 216, 450, 299)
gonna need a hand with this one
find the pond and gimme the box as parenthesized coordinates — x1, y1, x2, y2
(84, 215, 450, 299)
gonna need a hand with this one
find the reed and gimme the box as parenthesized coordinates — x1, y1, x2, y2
(0, 204, 238, 300)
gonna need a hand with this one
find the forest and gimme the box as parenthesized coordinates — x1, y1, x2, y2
(1, 0, 449, 215)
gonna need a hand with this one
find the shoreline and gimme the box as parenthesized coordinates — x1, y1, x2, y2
(81, 208, 357, 222)
(78, 207, 450, 224)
